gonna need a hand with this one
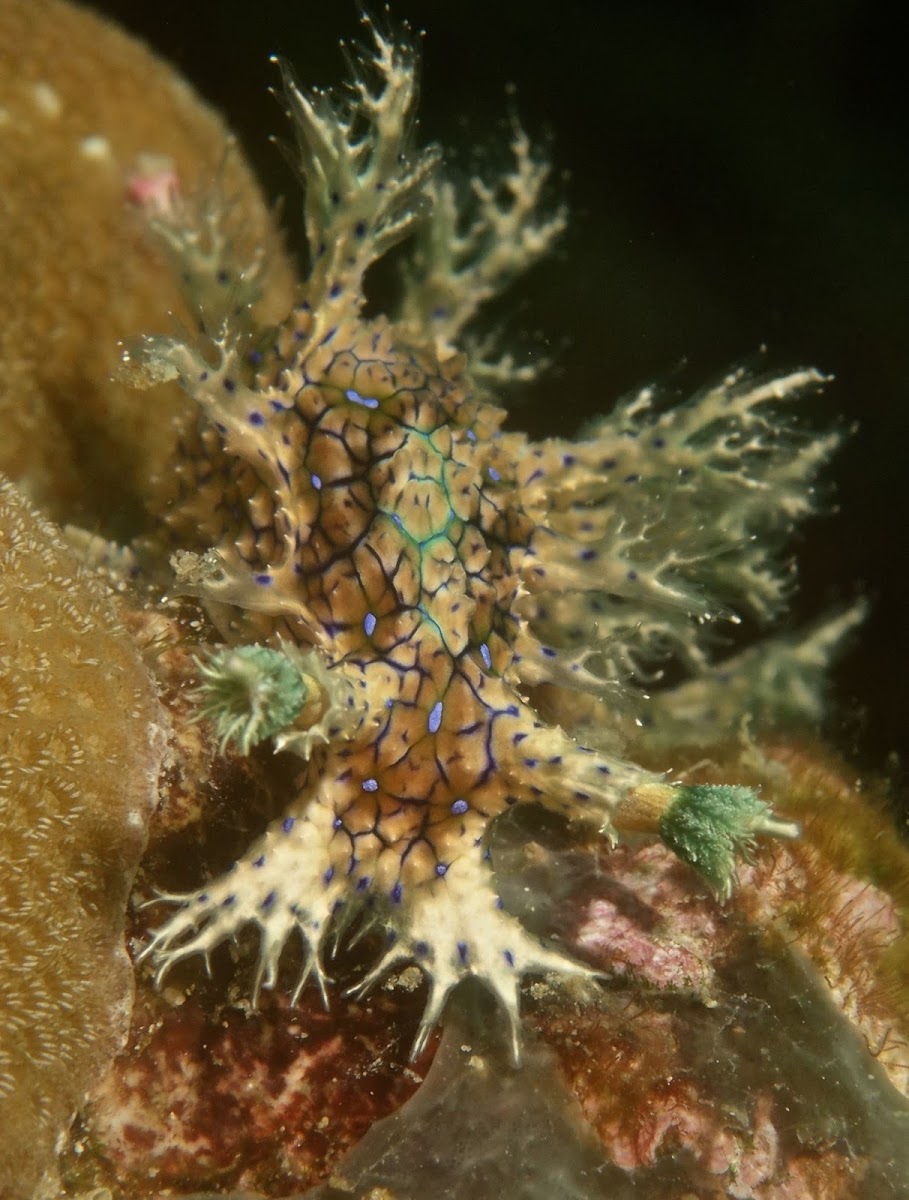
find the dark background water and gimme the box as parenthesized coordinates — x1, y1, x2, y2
(89, 0, 908, 806)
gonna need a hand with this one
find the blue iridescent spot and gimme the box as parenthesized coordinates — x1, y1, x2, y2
(480, 643, 492, 669)
(451, 798, 468, 815)
(488, 466, 501, 481)
(252, 855, 266, 868)
(222, 894, 236, 908)
(248, 411, 266, 426)
(435, 862, 448, 877)
(323, 866, 335, 884)
(415, 941, 429, 958)
(311, 473, 322, 490)
(364, 612, 377, 637)
(223, 378, 237, 393)
(541, 646, 557, 658)
(254, 573, 272, 586)
(428, 700, 443, 734)
(466, 429, 477, 442)
(390, 881, 403, 903)
(362, 777, 379, 792)
(261, 890, 276, 911)
(282, 816, 296, 833)
(356, 876, 371, 892)
(503, 949, 516, 967)
(627, 569, 639, 581)
(580, 548, 597, 561)
(457, 941, 469, 965)
(346, 388, 379, 409)
(333, 816, 344, 829)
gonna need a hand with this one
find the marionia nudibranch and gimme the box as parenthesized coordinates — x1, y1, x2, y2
(132, 16, 858, 1062)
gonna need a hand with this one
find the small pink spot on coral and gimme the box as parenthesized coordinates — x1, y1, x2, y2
(127, 155, 179, 215)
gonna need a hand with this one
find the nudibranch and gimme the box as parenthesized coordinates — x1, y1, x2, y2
(130, 17, 858, 1062)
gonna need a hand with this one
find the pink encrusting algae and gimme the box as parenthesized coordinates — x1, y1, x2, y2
(128, 16, 864, 1066)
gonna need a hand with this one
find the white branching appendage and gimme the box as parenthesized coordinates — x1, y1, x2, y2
(634, 599, 869, 747)
(127, 148, 270, 342)
(397, 123, 568, 379)
(126, 15, 565, 395)
(518, 365, 841, 691)
(272, 22, 439, 334)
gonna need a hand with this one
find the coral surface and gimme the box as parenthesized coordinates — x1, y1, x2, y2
(0, 477, 167, 1199)
(128, 18, 860, 1065)
(0, 0, 293, 535)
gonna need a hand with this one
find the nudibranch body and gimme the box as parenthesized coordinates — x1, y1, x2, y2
(133, 19, 857, 1061)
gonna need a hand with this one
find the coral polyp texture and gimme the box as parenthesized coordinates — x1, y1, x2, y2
(132, 18, 856, 1062)
(0, 476, 166, 1200)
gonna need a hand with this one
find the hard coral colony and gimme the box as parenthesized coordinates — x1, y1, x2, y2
(133, 18, 853, 1061)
